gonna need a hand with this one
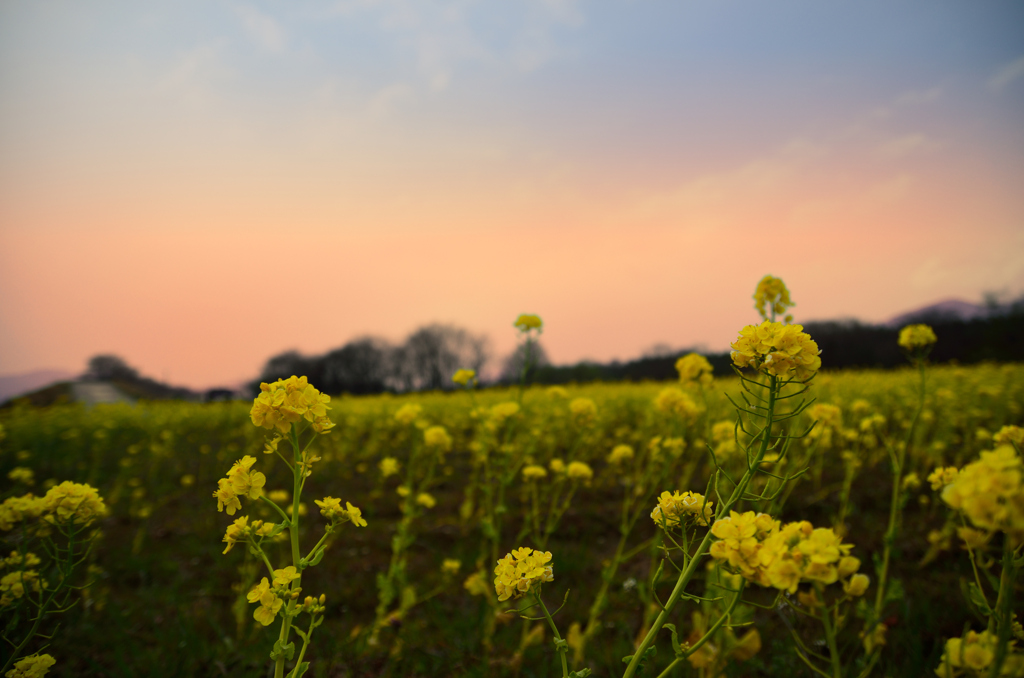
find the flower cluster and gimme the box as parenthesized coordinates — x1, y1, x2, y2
(935, 629, 1024, 677)
(941, 445, 1024, 543)
(753, 274, 794, 322)
(897, 324, 937, 351)
(452, 369, 477, 387)
(569, 398, 598, 426)
(928, 467, 959, 491)
(221, 515, 275, 554)
(493, 547, 553, 602)
(1, 567, 41, 607)
(423, 426, 453, 453)
(522, 464, 548, 481)
(730, 321, 821, 381)
(214, 456, 266, 515)
(1, 483, 107, 532)
(5, 654, 56, 678)
(394, 403, 423, 425)
(709, 512, 865, 595)
(250, 376, 334, 434)
(566, 461, 594, 482)
(651, 490, 714, 527)
(514, 314, 543, 332)
(675, 353, 714, 385)
(654, 387, 702, 419)
(314, 497, 367, 526)
(994, 425, 1024, 448)
(607, 444, 634, 464)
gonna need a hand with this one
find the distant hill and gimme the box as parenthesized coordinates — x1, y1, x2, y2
(885, 299, 993, 328)
(0, 369, 75, 403)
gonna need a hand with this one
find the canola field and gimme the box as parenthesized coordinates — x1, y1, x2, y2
(2, 287, 1023, 678)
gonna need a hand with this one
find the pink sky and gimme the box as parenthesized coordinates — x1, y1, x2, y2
(1, 2, 1023, 389)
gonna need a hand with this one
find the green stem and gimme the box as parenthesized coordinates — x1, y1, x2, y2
(653, 579, 746, 678)
(816, 584, 843, 678)
(623, 376, 779, 678)
(988, 537, 1017, 678)
(533, 591, 568, 678)
(873, 361, 925, 624)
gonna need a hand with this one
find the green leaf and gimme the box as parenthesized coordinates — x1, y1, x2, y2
(962, 580, 992, 616)
(568, 670, 592, 678)
(308, 548, 326, 567)
(290, 661, 310, 678)
(270, 639, 296, 662)
(664, 623, 684, 658)
(553, 638, 568, 653)
(884, 578, 905, 606)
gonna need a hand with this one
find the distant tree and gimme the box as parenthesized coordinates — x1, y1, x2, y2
(320, 337, 393, 395)
(391, 324, 490, 391)
(84, 355, 139, 382)
(499, 341, 551, 384)
(256, 351, 318, 386)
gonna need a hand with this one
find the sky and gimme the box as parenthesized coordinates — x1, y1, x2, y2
(1, 0, 1023, 389)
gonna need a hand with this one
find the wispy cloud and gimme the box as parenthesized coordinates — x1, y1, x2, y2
(988, 55, 1024, 91)
(235, 4, 287, 53)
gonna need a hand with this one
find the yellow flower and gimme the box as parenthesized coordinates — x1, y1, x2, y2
(463, 572, 490, 597)
(493, 547, 554, 601)
(394, 403, 423, 425)
(607, 444, 634, 464)
(273, 566, 301, 587)
(442, 559, 462, 575)
(994, 425, 1024, 447)
(730, 321, 821, 381)
(250, 376, 333, 433)
(248, 578, 284, 626)
(379, 457, 400, 478)
(675, 353, 714, 385)
(654, 387, 702, 419)
(40, 481, 107, 527)
(452, 369, 477, 386)
(753, 275, 795, 321)
(7, 468, 35, 486)
(424, 426, 453, 453)
(5, 654, 56, 678)
(0, 495, 46, 531)
(268, 489, 290, 503)
(651, 491, 714, 528)
(941, 445, 1024, 542)
(898, 324, 937, 350)
(549, 459, 566, 474)
(844, 573, 870, 597)
(490, 401, 521, 423)
(514, 314, 543, 332)
(569, 398, 598, 426)
(928, 466, 959, 490)
(522, 465, 548, 481)
(222, 516, 250, 554)
(566, 461, 593, 482)
(416, 493, 437, 509)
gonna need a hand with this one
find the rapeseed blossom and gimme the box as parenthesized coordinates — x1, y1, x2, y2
(4, 654, 56, 678)
(675, 353, 714, 385)
(994, 425, 1024, 447)
(607, 444, 634, 464)
(654, 387, 701, 419)
(514, 314, 543, 332)
(935, 629, 1024, 676)
(566, 461, 593, 482)
(379, 457, 400, 478)
(730, 321, 821, 381)
(314, 497, 367, 526)
(522, 465, 548, 481)
(40, 482, 107, 527)
(250, 376, 333, 434)
(941, 445, 1024, 543)
(423, 426, 453, 453)
(569, 398, 598, 426)
(394, 403, 423, 425)
(898, 324, 937, 351)
(651, 491, 713, 527)
(493, 547, 553, 601)
(7, 468, 34, 486)
(753, 275, 795, 322)
(709, 512, 864, 595)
